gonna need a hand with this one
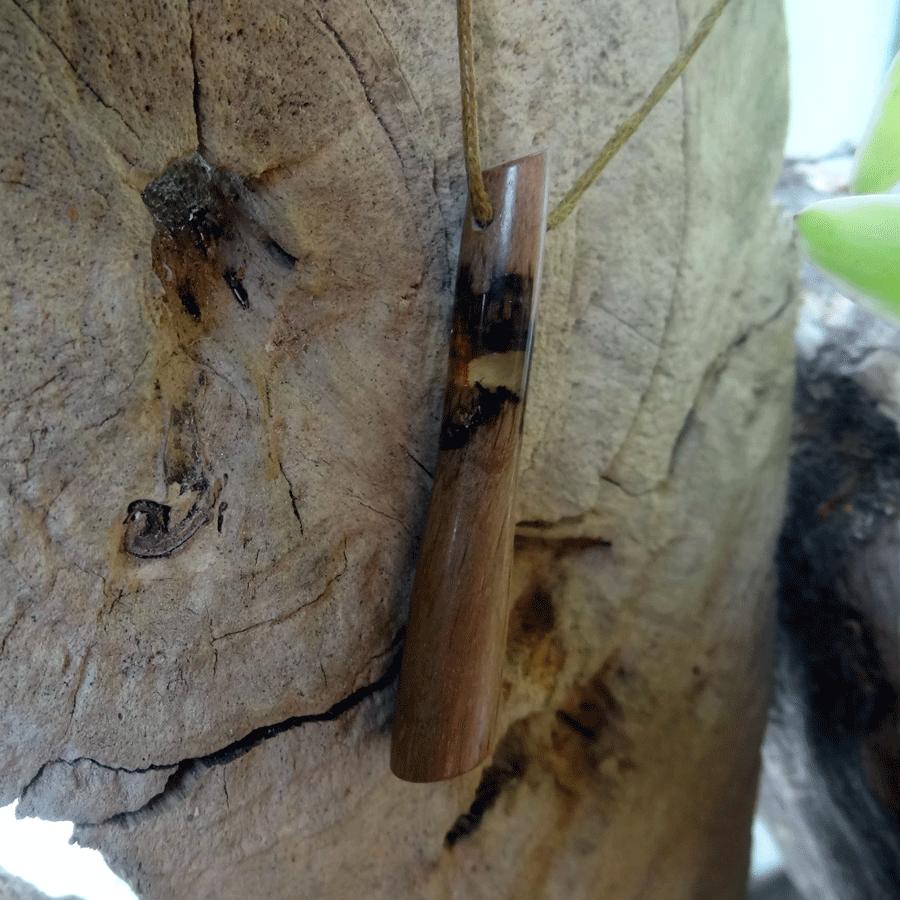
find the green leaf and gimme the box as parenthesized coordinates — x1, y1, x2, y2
(852, 50, 900, 194)
(797, 196, 900, 320)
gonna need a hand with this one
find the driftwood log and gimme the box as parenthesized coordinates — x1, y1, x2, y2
(760, 275, 900, 897)
(0, 0, 793, 897)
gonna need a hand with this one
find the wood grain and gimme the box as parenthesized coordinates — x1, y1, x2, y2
(391, 152, 549, 782)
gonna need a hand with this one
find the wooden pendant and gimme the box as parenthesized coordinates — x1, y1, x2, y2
(391, 152, 549, 782)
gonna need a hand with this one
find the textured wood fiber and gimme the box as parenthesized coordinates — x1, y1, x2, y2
(0, 0, 793, 897)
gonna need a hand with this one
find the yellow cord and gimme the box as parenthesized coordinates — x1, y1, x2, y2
(457, 0, 493, 227)
(546, 0, 734, 230)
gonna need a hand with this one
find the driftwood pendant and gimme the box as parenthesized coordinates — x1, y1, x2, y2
(391, 152, 549, 782)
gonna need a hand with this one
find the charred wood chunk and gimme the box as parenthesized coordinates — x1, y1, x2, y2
(223, 267, 249, 308)
(141, 153, 230, 253)
(439, 383, 519, 450)
(769, 359, 900, 896)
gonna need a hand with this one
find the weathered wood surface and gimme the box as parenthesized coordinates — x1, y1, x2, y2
(0, 0, 793, 897)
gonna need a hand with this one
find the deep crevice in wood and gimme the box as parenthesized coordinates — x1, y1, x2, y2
(445, 723, 528, 847)
(70, 635, 404, 830)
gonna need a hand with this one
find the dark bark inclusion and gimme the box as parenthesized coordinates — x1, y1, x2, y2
(439, 267, 535, 450)
(223, 267, 249, 308)
(121, 399, 220, 560)
(140, 152, 295, 320)
(122, 464, 220, 560)
(141, 153, 231, 254)
(439, 384, 519, 451)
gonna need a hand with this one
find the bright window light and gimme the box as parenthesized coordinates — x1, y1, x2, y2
(0, 802, 136, 900)
(784, 0, 899, 157)
(750, 816, 784, 878)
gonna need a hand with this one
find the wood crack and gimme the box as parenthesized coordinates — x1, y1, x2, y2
(211, 548, 348, 644)
(665, 285, 796, 479)
(312, 6, 405, 173)
(73, 641, 403, 830)
(278, 461, 304, 533)
(8, 0, 141, 144)
(401, 445, 434, 480)
(0, 619, 19, 661)
(5, 371, 60, 405)
(360, 0, 423, 117)
(188, 3, 204, 153)
(360, 500, 411, 534)
(61, 649, 90, 745)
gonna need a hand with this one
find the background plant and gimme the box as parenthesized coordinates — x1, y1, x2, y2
(797, 51, 900, 321)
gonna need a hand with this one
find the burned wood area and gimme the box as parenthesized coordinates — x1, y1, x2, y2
(764, 295, 900, 899)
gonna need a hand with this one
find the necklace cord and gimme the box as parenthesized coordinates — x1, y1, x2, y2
(455, 0, 733, 232)
(546, 0, 733, 230)
(457, 0, 494, 227)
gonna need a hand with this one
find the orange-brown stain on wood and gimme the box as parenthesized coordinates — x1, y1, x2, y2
(550, 655, 636, 797)
(149, 230, 228, 336)
(506, 582, 566, 693)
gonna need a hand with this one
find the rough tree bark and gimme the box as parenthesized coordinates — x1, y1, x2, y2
(0, 0, 792, 898)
